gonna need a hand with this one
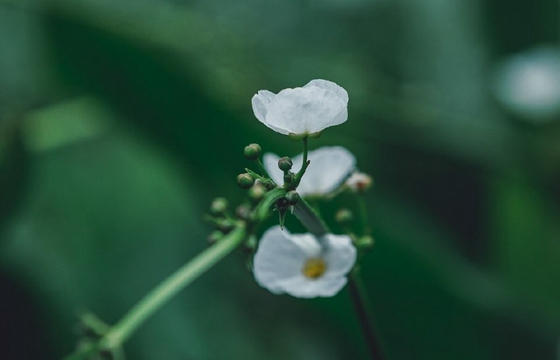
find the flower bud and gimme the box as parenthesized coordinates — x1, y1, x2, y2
(283, 172, 295, 185)
(285, 190, 300, 205)
(278, 157, 293, 172)
(346, 172, 373, 193)
(355, 235, 374, 250)
(243, 143, 262, 160)
(335, 208, 353, 226)
(210, 197, 228, 215)
(216, 219, 235, 234)
(236, 204, 252, 221)
(248, 182, 266, 202)
(207, 230, 223, 245)
(237, 173, 255, 189)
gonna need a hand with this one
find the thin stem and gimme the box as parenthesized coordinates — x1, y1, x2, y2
(292, 198, 330, 237)
(294, 136, 309, 186)
(348, 268, 385, 360)
(294, 197, 384, 360)
(104, 226, 246, 346)
(255, 158, 270, 179)
(358, 196, 370, 236)
(64, 225, 247, 359)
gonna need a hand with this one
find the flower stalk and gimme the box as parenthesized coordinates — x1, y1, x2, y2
(293, 197, 384, 360)
(64, 225, 247, 360)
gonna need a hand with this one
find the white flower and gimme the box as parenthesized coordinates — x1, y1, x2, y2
(263, 146, 356, 197)
(251, 79, 349, 136)
(253, 226, 357, 298)
(493, 46, 560, 121)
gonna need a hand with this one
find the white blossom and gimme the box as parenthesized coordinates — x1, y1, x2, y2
(493, 46, 560, 121)
(253, 226, 357, 298)
(263, 146, 356, 197)
(252, 79, 349, 136)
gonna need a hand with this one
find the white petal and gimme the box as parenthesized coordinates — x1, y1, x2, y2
(296, 146, 356, 196)
(262, 153, 283, 186)
(305, 79, 349, 104)
(252, 90, 290, 134)
(253, 226, 321, 294)
(251, 90, 275, 123)
(265, 87, 347, 135)
(322, 234, 357, 278)
(276, 275, 348, 298)
(493, 47, 560, 120)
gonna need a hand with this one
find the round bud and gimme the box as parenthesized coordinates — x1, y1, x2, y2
(276, 197, 290, 212)
(207, 230, 223, 245)
(248, 182, 266, 202)
(346, 172, 373, 193)
(243, 143, 262, 160)
(356, 235, 374, 250)
(285, 190, 300, 205)
(278, 157, 293, 172)
(236, 204, 252, 221)
(236, 173, 254, 189)
(216, 219, 235, 234)
(335, 208, 354, 226)
(210, 197, 228, 215)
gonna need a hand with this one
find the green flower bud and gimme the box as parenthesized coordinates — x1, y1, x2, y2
(243, 143, 262, 160)
(285, 190, 300, 205)
(283, 172, 295, 185)
(275, 197, 290, 229)
(278, 157, 293, 172)
(237, 173, 254, 189)
(355, 235, 374, 250)
(243, 235, 257, 254)
(335, 208, 354, 226)
(248, 182, 266, 202)
(210, 197, 228, 215)
(236, 204, 252, 221)
(207, 230, 223, 245)
(216, 219, 235, 234)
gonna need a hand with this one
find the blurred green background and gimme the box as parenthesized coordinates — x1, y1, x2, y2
(1, 0, 559, 359)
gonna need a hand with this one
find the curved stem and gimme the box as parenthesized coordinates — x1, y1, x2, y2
(294, 136, 309, 186)
(293, 197, 384, 360)
(63, 225, 247, 359)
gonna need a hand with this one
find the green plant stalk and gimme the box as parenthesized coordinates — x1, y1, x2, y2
(294, 136, 309, 186)
(293, 197, 384, 360)
(348, 268, 385, 360)
(63, 225, 247, 359)
(293, 198, 329, 236)
(63, 188, 287, 360)
(103, 225, 247, 347)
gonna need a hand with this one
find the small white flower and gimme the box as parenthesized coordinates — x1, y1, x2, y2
(493, 46, 560, 121)
(345, 171, 373, 193)
(251, 79, 349, 136)
(263, 146, 356, 197)
(253, 226, 357, 298)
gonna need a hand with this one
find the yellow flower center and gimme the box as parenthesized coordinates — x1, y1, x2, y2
(302, 258, 327, 279)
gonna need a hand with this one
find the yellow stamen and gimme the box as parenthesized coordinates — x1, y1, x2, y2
(302, 258, 327, 279)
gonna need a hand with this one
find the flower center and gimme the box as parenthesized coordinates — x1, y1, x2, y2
(302, 258, 327, 279)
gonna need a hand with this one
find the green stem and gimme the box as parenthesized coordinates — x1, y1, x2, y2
(292, 198, 330, 237)
(64, 225, 247, 359)
(255, 158, 271, 179)
(358, 196, 370, 236)
(294, 136, 309, 186)
(294, 197, 384, 360)
(104, 226, 246, 346)
(348, 268, 385, 360)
